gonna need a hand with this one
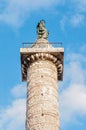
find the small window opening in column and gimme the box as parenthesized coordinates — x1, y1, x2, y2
(41, 75, 43, 78)
(41, 93, 43, 96)
(42, 113, 44, 116)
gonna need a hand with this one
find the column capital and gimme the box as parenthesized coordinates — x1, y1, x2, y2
(20, 47, 64, 81)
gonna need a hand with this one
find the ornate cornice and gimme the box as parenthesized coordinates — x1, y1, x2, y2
(21, 53, 63, 81)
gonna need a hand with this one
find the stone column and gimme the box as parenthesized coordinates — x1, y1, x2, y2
(20, 40, 64, 130)
(26, 54, 59, 130)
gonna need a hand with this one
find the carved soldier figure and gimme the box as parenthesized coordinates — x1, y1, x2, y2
(37, 20, 49, 39)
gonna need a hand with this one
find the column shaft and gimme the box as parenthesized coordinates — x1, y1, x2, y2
(26, 60, 59, 130)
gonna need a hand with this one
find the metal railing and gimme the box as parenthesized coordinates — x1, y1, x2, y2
(22, 42, 62, 48)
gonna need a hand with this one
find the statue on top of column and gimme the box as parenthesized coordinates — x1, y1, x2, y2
(37, 20, 49, 40)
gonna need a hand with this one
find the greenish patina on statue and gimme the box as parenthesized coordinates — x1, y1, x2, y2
(37, 20, 49, 39)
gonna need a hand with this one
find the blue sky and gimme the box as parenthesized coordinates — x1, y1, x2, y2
(0, 0, 86, 130)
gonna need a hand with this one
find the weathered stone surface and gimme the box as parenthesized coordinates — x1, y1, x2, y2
(26, 60, 60, 130)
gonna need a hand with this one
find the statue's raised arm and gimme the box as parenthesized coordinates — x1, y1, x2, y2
(37, 20, 49, 40)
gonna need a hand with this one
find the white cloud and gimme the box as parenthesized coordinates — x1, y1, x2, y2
(60, 84, 86, 125)
(0, 0, 61, 28)
(70, 14, 84, 27)
(69, 0, 86, 26)
(60, 13, 84, 30)
(60, 15, 68, 31)
(60, 0, 86, 30)
(80, 44, 86, 52)
(67, 52, 86, 63)
(1, 0, 85, 29)
(71, 0, 86, 13)
(0, 99, 26, 130)
(11, 84, 26, 98)
(59, 51, 86, 126)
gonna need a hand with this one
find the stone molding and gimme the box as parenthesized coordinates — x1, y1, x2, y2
(22, 52, 63, 81)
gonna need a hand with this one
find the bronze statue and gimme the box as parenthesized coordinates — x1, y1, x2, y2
(37, 20, 49, 39)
